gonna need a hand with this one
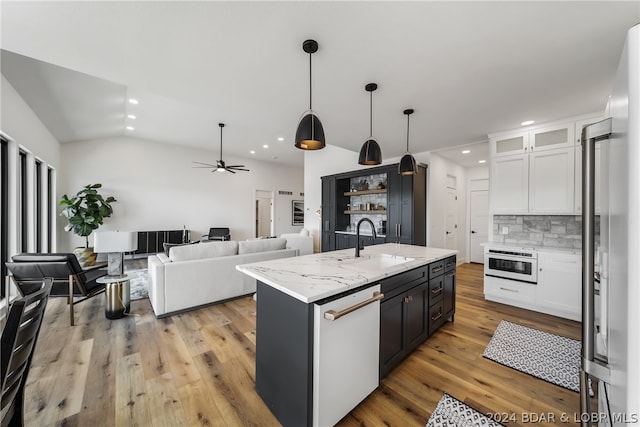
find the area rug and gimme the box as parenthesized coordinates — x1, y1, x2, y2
(483, 320, 581, 392)
(126, 268, 149, 300)
(426, 393, 503, 427)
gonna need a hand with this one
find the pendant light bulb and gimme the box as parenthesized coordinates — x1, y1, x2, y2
(295, 39, 326, 150)
(398, 109, 417, 175)
(358, 83, 382, 165)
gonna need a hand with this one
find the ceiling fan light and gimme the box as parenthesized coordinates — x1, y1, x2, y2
(295, 111, 325, 150)
(398, 153, 417, 175)
(358, 138, 382, 165)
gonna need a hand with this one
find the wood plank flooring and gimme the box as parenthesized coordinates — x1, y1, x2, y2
(24, 263, 583, 426)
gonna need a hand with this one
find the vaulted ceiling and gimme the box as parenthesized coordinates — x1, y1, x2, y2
(2, 1, 638, 166)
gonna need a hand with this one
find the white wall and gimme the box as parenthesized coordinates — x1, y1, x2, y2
(427, 153, 468, 263)
(58, 136, 303, 251)
(1, 74, 60, 255)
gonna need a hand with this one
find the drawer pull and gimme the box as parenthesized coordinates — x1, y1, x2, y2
(499, 287, 519, 293)
(432, 266, 444, 273)
(431, 287, 442, 295)
(431, 312, 443, 321)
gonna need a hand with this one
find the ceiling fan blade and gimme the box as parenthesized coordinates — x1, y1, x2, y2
(229, 167, 250, 172)
(225, 164, 246, 168)
(210, 167, 220, 172)
(227, 169, 236, 174)
(193, 161, 216, 166)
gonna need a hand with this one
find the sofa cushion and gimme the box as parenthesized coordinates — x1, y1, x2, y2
(169, 240, 238, 262)
(238, 238, 286, 254)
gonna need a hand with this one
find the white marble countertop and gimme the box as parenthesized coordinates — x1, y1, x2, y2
(481, 241, 581, 255)
(236, 243, 457, 304)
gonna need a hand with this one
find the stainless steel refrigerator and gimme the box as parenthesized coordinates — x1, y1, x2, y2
(581, 24, 639, 426)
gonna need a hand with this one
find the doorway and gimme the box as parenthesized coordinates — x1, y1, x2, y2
(255, 190, 274, 238)
(469, 179, 489, 263)
(445, 176, 457, 251)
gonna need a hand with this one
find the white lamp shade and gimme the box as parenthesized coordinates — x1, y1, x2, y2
(93, 231, 138, 253)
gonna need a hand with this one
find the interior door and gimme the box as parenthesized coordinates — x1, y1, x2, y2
(445, 187, 457, 250)
(469, 190, 489, 263)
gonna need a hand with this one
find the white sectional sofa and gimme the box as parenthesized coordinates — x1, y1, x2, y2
(280, 228, 314, 255)
(147, 238, 298, 317)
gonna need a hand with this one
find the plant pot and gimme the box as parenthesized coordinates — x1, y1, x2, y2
(73, 247, 97, 268)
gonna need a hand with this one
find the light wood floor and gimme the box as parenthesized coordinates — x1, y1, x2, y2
(24, 263, 582, 427)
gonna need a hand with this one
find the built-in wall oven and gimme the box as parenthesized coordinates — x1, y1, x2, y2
(484, 248, 538, 284)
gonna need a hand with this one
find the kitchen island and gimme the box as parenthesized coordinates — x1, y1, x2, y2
(236, 243, 457, 427)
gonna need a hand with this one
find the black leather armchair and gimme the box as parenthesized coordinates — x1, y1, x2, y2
(5, 253, 108, 326)
(201, 227, 231, 242)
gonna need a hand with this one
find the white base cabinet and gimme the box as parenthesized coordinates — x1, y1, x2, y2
(536, 252, 581, 321)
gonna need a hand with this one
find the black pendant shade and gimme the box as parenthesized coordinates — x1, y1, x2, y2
(295, 39, 326, 150)
(358, 83, 382, 165)
(295, 111, 326, 150)
(398, 108, 417, 175)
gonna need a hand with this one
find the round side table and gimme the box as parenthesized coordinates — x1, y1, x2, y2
(97, 274, 130, 319)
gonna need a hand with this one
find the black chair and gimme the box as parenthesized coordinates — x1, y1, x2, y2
(1, 278, 52, 427)
(5, 253, 108, 326)
(201, 227, 231, 242)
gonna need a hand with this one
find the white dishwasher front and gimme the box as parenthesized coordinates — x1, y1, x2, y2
(313, 284, 382, 427)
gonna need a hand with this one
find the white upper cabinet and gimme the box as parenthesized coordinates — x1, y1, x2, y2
(490, 155, 529, 214)
(529, 147, 575, 214)
(491, 122, 574, 157)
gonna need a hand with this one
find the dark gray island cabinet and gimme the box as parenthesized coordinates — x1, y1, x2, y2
(236, 244, 456, 427)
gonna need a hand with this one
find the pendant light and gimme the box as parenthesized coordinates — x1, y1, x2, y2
(398, 109, 417, 175)
(295, 39, 325, 150)
(358, 83, 382, 165)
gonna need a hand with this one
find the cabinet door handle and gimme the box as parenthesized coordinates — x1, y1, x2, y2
(432, 266, 443, 274)
(432, 287, 442, 295)
(499, 287, 519, 293)
(431, 312, 443, 321)
(324, 291, 384, 321)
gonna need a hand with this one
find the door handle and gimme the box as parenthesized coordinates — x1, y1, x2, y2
(446, 231, 451, 235)
(471, 230, 477, 234)
(324, 291, 384, 321)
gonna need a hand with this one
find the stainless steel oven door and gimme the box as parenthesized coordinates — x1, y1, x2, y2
(484, 253, 538, 284)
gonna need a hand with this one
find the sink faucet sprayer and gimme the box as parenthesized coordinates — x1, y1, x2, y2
(355, 218, 377, 258)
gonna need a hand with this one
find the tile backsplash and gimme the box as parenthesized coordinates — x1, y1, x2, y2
(492, 215, 599, 249)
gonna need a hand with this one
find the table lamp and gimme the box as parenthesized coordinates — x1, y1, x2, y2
(94, 231, 138, 275)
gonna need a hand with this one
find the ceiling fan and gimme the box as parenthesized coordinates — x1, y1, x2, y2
(193, 123, 250, 173)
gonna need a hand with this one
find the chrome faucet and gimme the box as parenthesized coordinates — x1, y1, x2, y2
(355, 218, 377, 257)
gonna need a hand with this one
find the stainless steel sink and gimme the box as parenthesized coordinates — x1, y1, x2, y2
(343, 254, 415, 271)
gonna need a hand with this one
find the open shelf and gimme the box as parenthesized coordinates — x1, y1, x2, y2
(344, 189, 387, 196)
(344, 210, 387, 215)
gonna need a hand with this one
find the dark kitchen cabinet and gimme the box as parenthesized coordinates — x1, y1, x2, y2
(385, 164, 426, 245)
(321, 163, 426, 252)
(379, 256, 457, 378)
(321, 177, 336, 252)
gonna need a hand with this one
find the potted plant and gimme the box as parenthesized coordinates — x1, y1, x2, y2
(60, 183, 117, 267)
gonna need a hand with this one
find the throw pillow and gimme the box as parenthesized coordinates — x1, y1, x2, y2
(170, 240, 238, 262)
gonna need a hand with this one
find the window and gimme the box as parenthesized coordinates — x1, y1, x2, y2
(19, 150, 28, 253)
(36, 159, 42, 252)
(1, 137, 7, 299)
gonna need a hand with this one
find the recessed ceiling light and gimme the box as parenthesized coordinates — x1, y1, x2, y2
(126, 126, 134, 131)
(272, 156, 279, 160)
(128, 114, 136, 119)
(128, 98, 139, 105)
(277, 137, 284, 142)
(478, 160, 486, 164)
(462, 150, 471, 154)
(521, 120, 535, 126)
(263, 144, 269, 149)
(250, 150, 256, 154)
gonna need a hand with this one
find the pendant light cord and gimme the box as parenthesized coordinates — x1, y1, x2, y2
(309, 51, 312, 110)
(369, 91, 373, 137)
(406, 114, 410, 152)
